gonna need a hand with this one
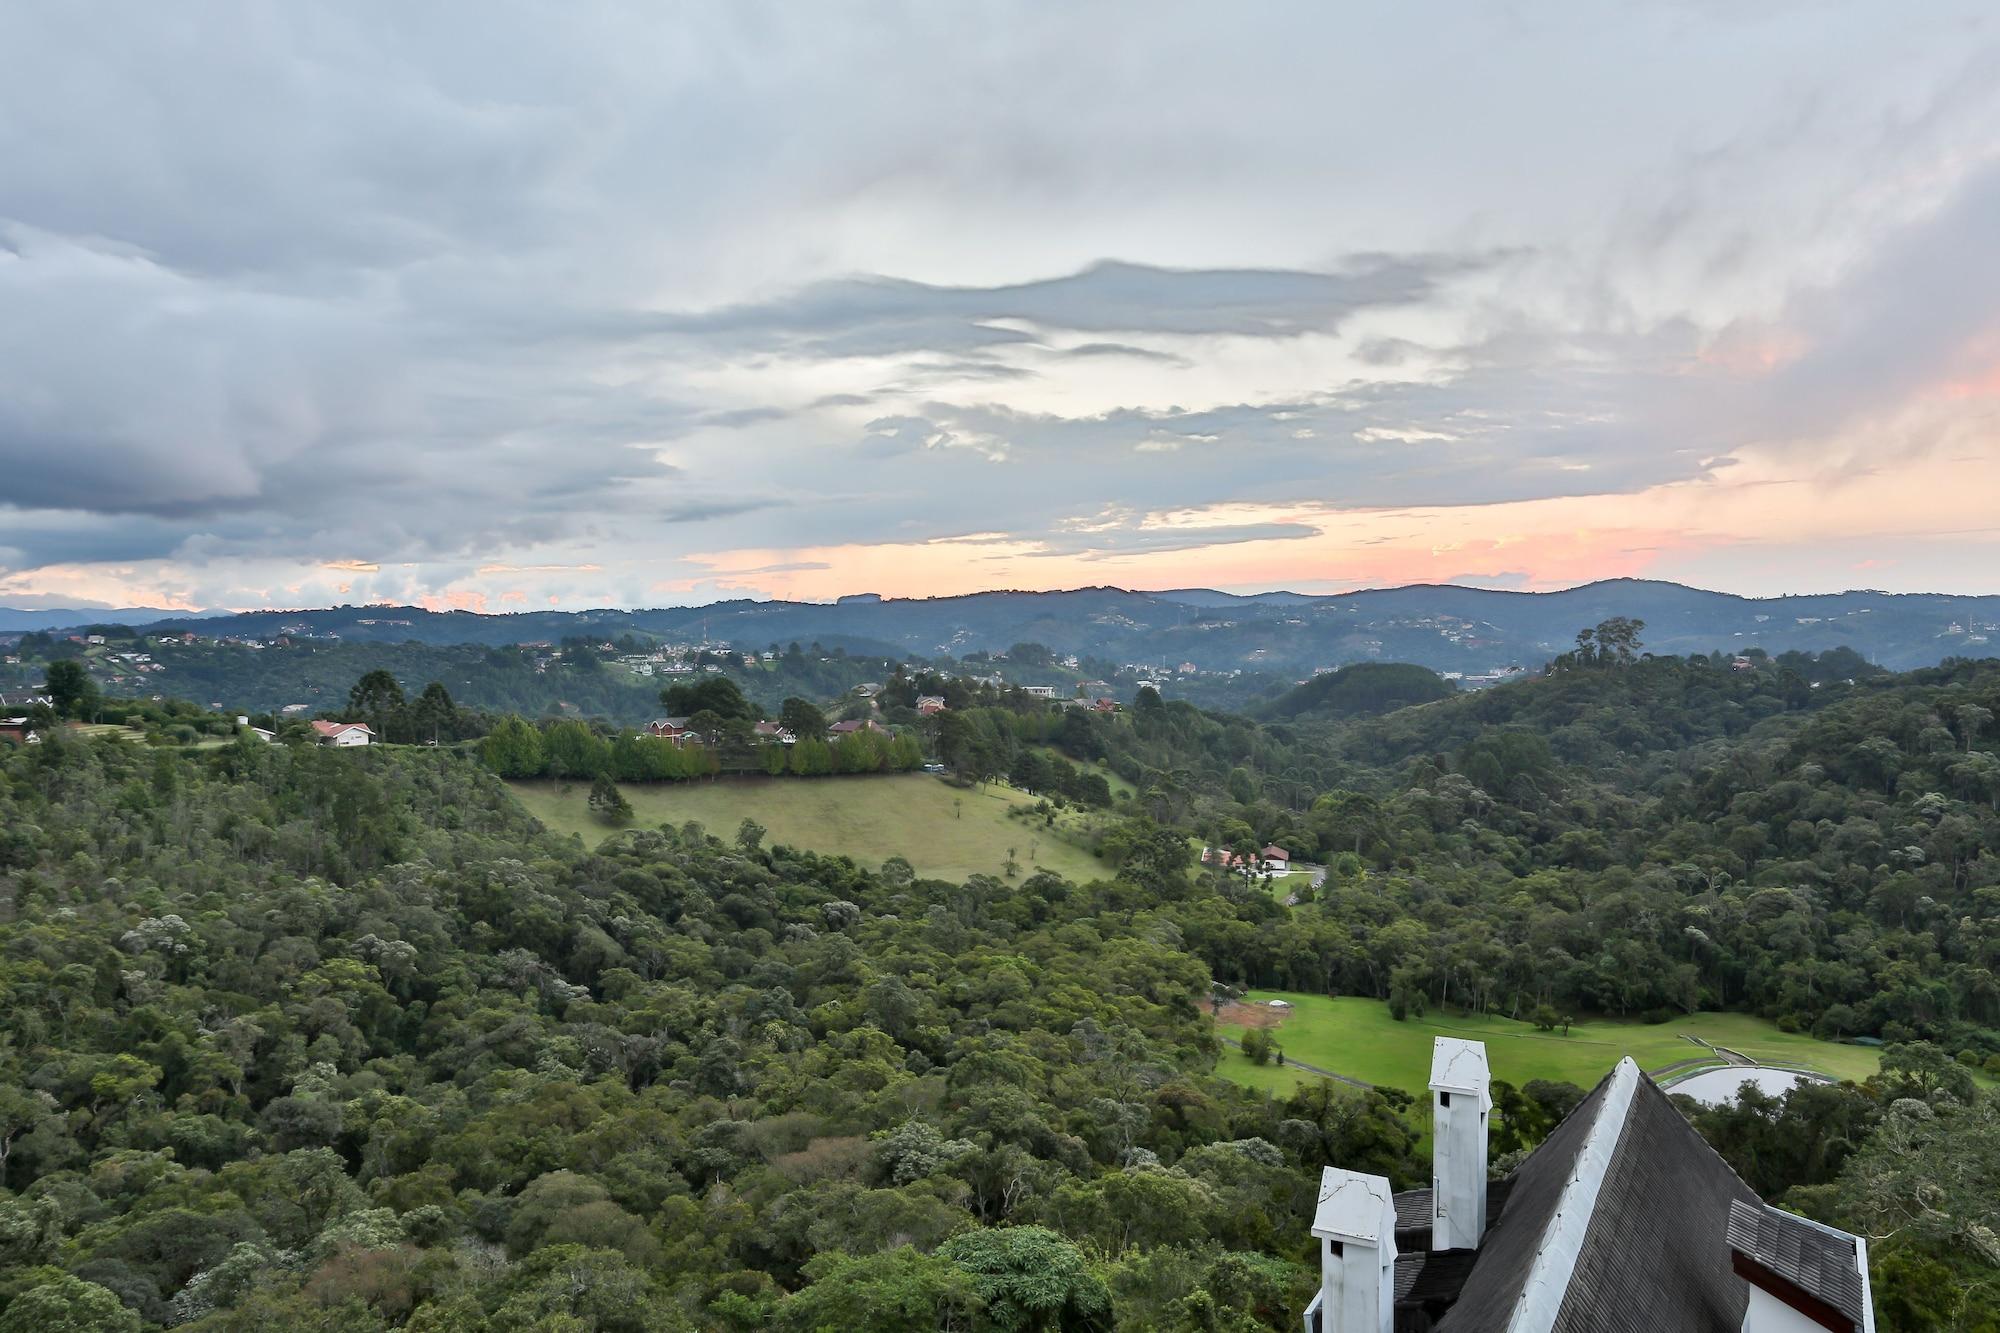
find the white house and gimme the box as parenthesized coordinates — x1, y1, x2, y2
(310, 720, 374, 747)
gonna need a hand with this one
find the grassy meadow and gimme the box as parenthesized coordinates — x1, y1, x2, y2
(505, 772, 1109, 884)
(1213, 990, 1882, 1097)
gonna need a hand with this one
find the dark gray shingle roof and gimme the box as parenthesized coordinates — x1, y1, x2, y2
(1546, 1068, 1758, 1332)
(1727, 1199, 1866, 1327)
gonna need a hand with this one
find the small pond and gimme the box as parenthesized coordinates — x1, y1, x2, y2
(1670, 1066, 1827, 1106)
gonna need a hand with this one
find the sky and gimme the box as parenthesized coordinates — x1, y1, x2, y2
(3, 3, 1999, 613)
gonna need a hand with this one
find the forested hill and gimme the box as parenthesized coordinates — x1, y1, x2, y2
(11, 577, 1998, 673)
(1253, 661, 1456, 721)
(0, 646, 1996, 1326)
(0, 734, 1377, 1329)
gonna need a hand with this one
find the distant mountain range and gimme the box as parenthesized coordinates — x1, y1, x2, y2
(0, 606, 230, 632)
(4, 580, 1997, 674)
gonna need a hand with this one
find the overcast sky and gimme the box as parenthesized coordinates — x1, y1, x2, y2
(3, 3, 1998, 611)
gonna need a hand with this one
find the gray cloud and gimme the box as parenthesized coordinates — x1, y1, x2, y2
(0, 4, 1995, 600)
(1059, 342, 1193, 366)
(656, 257, 1461, 360)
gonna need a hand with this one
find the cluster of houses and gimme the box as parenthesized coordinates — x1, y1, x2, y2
(644, 716, 888, 748)
(1202, 843, 1291, 875)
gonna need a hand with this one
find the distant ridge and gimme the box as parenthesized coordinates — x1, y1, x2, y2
(0, 606, 228, 632)
(15, 578, 1991, 675)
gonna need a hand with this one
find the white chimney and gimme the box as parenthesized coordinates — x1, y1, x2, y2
(1429, 1036, 1491, 1251)
(1309, 1167, 1397, 1333)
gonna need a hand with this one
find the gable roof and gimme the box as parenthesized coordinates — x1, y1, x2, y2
(1543, 1062, 1758, 1332)
(310, 720, 372, 737)
(1421, 1059, 1771, 1332)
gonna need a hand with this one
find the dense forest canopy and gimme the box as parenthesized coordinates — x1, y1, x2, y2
(0, 628, 1996, 1329)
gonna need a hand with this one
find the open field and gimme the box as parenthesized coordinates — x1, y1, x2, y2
(70, 723, 142, 740)
(506, 773, 1109, 884)
(1213, 991, 1883, 1097)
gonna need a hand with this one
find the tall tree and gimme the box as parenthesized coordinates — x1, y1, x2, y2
(44, 659, 98, 720)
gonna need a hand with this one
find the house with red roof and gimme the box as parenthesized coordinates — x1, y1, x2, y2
(310, 720, 374, 747)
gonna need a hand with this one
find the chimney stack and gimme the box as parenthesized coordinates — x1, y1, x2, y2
(1310, 1167, 1397, 1333)
(1429, 1037, 1491, 1251)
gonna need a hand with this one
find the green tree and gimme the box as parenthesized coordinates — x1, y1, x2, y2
(0, 1274, 140, 1333)
(660, 676, 752, 721)
(938, 1226, 1111, 1332)
(410, 681, 459, 744)
(543, 720, 609, 780)
(775, 1248, 981, 1333)
(588, 774, 634, 827)
(44, 659, 98, 720)
(348, 669, 406, 733)
(780, 697, 828, 741)
(479, 715, 545, 777)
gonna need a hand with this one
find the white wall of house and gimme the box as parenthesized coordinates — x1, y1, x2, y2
(1741, 1285, 1834, 1333)
(326, 728, 371, 746)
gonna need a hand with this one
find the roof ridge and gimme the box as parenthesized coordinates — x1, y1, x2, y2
(1503, 1057, 1641, 1333)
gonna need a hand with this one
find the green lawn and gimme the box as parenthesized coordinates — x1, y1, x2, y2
(70, 723, 143, 741)
(505, 773, 1109, 884)
(1263, 870, 1316, 902)
(1214, 991, 1882, 1097)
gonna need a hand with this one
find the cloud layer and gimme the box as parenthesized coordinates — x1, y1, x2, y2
(2, 3, 1998, 610)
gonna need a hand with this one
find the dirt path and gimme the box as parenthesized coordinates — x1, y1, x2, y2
(1274, 1055, 1373, 1089)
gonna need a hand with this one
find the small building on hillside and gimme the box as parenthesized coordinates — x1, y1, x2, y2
(916, 695, 947, 716)
(647, 717, 705, 747)
(1020, 684, 1058, 698)
(827, 719, 885, 739)
(0, 689, 52, 710)
(1262, 844, 1291, 872)
(310, 721, 374, 747)
(0, 718, 43, 746)
(1201, 847, 1263, 874)
(752, 720, 796, 745)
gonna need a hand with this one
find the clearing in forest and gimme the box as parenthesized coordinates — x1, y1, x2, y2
(1211, 991, 1883, 1098)
(505, 772, 1109, 885)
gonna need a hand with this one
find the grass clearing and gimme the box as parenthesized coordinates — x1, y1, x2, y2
(1213, 991, 1882, 1097)
(505, 773, 1109, 884)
